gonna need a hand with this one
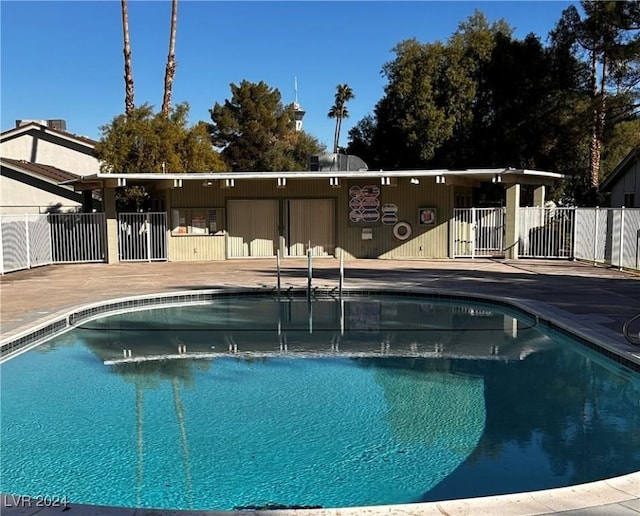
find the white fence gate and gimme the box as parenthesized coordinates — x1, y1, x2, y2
(118, 213, 168, 262)
(0, 213, 106, 274)
(453, 208, 505, 258)
(518, 207, 575, 258)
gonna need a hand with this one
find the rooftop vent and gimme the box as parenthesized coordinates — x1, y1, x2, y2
(16, 119, 67, 131)
(308, 153, 368, 172)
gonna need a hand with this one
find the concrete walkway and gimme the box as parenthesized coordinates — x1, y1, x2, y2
(1, 258, 639, 515)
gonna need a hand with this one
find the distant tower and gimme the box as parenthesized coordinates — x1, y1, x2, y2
(293, 76, 305, 132)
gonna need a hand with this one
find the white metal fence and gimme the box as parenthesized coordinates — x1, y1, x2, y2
(1, 213, 106, 274)
(118, 213, 168, 262)
(2, 208, 638, 272)
(453, 208, 505, 258)
(573, 207, 640, 271)
(49, 213, 106, 263)
(453, 206, 639, 271)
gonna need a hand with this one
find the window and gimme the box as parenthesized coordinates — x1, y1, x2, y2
(171, 208, 224, 235)
(624, 193, 635, 208)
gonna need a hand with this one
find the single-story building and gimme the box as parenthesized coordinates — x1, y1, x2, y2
(601, 147, 639, 208)
(66, 165, 561, 263)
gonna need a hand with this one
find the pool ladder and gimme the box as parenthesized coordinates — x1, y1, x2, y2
(276, 248, 344, 300)
(623, 313, 640, 346)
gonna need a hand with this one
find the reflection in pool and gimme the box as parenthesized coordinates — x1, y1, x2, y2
(1, 295, 639, 511)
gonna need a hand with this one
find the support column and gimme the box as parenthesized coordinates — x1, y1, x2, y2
(533, 185, 546, 207)
(504, 183, 520, 260)
(82, 190, 94, 213)
(104, 188, 119, 264)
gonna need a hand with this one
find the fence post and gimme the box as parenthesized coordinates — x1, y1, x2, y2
(619, 207, 625, 270)
(0, 215, 4, 274)
(146, 213, 152, 262)
(25, 214, 31, 270)
(471, 207, 476, 259)
(593, 207, 599, 265)
(570, 207, 576, 259)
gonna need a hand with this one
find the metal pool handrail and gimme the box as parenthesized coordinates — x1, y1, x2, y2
(623, 313, 640, 346)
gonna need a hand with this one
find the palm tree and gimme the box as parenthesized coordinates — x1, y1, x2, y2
(121, 0, 135, 117)
(328, 84, 355, 153)
(161, 0, 178, 117)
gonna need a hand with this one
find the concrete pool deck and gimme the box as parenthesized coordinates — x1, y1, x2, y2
(1, 258, 639, 515)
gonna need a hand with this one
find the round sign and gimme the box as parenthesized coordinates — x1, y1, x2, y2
(393, 221, 412, 240)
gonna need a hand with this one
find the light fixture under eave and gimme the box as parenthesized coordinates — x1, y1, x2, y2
(330, 177, 341, 187)
(410, 177, 420, 185)
(203, 180, 214, 187)
(435, 175, 446, 184)
(220, 178, 235, 189)
(492, 174, 502, 183)
(277, 177, 287, 188)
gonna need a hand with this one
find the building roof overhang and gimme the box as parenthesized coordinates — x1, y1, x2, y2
(0, 157, 81, 184)
(0, 122, 97, 149)
(61, 167, 563, 190)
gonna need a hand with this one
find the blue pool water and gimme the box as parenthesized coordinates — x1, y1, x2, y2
(1, 295, 640, 511)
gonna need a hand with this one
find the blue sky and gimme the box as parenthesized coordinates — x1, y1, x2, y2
(1, 1, 575, 150)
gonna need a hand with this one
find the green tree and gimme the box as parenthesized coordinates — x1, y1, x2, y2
(346, 115, 378, 168)
(556, 1, 640, 194)
(601, 119, 640, 177)
(95, 103, 227, 173)
(209, 80, 323, 170)
(351, 12, 510, 170)
(327, 84, 355, 153)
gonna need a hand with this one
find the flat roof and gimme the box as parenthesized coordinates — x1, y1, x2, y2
(62, 167, 563, 186)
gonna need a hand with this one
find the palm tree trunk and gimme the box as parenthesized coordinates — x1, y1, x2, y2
(595, 54, 607, 189)
(135, 383, 144, 506)
(162, 0, 178, 117)
(333, 119, 340, 154)
(588, 48, 600, 192)
(121, 0, 135, 117)
(172, 378, 192, 507)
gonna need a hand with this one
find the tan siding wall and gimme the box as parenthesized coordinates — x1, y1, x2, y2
(336, 179, 453, 259)
(169, 235, 225, 261)
(164, 178, 454, 259)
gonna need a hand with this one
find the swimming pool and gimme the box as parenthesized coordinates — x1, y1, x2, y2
(1, 293, 639, 511)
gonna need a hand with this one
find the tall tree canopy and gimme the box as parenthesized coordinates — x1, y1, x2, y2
(209, 80, 324, 170)
(347, 7, 640, 204)
(349, 12, 512, 170)
(328, 84, 355, 153)
(554, 0, 640, 194)
(95, 103, 227, 173)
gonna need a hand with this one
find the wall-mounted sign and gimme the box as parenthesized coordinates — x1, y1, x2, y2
(419, 207, 437, 226)
(349, 183, 381, 225)
(381, 203, 398, 225)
